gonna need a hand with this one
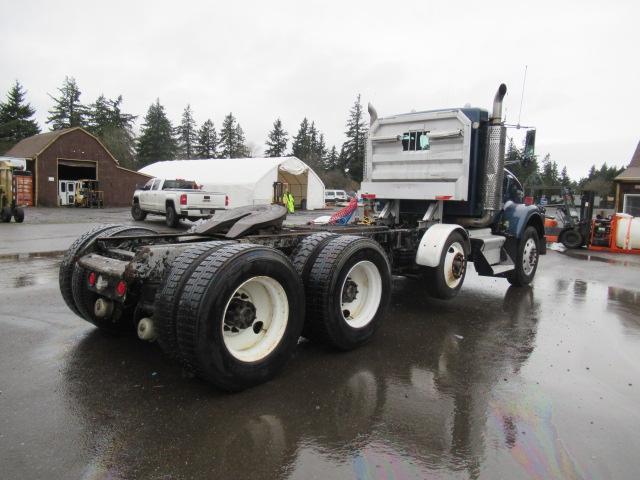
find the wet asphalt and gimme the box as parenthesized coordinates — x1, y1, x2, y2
(1, 243, 640, 479)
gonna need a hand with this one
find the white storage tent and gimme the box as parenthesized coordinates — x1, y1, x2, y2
(139, 157, 325, 210)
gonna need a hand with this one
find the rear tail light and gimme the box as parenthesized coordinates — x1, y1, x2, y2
(180, 194, 187, 206)
(116, 280, 127, 297)
(88, 271, 96, 287)
(225, 195, 229, 207)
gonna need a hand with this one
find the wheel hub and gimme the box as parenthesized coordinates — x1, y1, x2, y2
(224, 296, 257, 332)
(451, 252, 466, 279)
(342, 278, 359, 303)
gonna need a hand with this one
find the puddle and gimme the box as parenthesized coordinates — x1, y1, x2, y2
(0, 254, 62, 288)
(0, 250, 67, 261)
(562, 249, 640, 268)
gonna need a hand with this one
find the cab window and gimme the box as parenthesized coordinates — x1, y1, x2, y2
(151, 179, 162, 191)
(402, 131, 430, 151)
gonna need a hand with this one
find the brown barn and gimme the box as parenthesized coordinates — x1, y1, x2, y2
(5, 127, 150, 207)
(614, 140, 640, 216)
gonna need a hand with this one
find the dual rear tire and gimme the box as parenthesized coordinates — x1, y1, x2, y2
(158, 243, 305, 391)
(292, 234, 392, 350)
(155, 234, 392, 389)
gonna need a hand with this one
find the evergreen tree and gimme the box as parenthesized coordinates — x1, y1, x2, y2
(341, 94, 367, 181)
(315, 133, 327, 161)
(87, 94, 137, 168)
(560, 166, 570, 186)
(218, 113, 249, 158)
(136, 99, 177, 167)
(87, 94, 135, 135)
(324, 145, 339, 170)
(195, 119, 217, 158)
(265, 118, 288, 157)
(176, 104, 197, 159)
(291, 118, 310, 159)
(47, 76, 87, 129)
(0, 80, 40, 151)
(289, 118, 328, 171)
(235, 124, 250, 157)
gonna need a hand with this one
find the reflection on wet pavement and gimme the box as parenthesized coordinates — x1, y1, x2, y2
(0, 255, 60, 289)
(1, 251, 640, 479)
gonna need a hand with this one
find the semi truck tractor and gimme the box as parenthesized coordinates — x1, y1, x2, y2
(59, 84, 545, 391)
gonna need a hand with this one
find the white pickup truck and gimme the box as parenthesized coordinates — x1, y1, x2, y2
(131, 178, 227, 227)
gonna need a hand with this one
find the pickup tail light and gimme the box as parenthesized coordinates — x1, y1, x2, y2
(180, 194, 187, 206)
(225, 195, 229, 207)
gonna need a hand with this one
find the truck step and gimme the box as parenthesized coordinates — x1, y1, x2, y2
(468, 229, 506, 265)
(488, 259, 515, 275)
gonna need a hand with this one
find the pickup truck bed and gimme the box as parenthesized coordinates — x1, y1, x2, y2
(131, 178, 227, 227)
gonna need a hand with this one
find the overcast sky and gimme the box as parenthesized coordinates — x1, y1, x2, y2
(1, 0, 638, 179)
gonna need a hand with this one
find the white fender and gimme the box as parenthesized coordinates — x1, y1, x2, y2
(416, 224, 469, 267)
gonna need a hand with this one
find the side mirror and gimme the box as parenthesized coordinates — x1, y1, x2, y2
(524, 129, 536, 159)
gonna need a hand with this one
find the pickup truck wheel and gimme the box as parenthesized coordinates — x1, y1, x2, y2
(59, 224, 121, 316)
(423, 231, 468, 300)
(70, 226, 158, 332)
(176, 244, 305, 391)
(1, 207, 11, 222)
(131, 203, 147, 221)
(166, 204, 179, 228)
(12, 207, 24, 223)
(305, 236, 391, 350)
(155, 241, 232, 359)
(507, 226, 540, 287)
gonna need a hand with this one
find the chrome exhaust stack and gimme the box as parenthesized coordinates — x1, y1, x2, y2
(367, 102, 378, 126)
(458, 84, 507, 228)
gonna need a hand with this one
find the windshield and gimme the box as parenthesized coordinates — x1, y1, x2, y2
(163, 180, 197, 190)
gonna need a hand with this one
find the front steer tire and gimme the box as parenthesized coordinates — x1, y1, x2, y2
(175, 243, 305, 391)
(305, 235, 392, 350)
(131, 202, 147, 221)
(507, 226, 540, 287)
(559, 229, 583, 249)
(1, 207, 11, 223)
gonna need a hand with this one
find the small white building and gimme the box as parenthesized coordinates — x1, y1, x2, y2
(139, 157, 325, 210)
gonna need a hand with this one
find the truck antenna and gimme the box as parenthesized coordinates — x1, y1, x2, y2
(517, 65, 528, 129)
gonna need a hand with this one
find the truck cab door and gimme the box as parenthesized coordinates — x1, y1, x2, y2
(150, 179, 163, 211)
(138, 179, 155, 210)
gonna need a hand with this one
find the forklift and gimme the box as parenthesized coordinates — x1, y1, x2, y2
(538, 186, 594, 248)
(74, 179, 104, 208)
(0, 160, 25, 223)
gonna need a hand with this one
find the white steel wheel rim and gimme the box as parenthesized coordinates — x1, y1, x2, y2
(340, 260, 382, 329)
(443, 242, 466, 289)
(222, 276, 289, 362)
(522, 238, 537, 275)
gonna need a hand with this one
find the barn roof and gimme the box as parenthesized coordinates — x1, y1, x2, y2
(4, 128, 78, 158)
(615, 140, 640, 181)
